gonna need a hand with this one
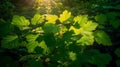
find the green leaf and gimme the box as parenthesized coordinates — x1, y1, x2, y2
(1, 35, 20, 49)
(89, 54, 111, 67)
(74, 15, 88, 26)
(95, 14, 107, 24)
(12, 15, 30, 27)
(106, 12, 117, 20)
(77, 34, 94, 45)
(42, 23, 60, 33)
(59, 10, 71, 22)
(31, 14, 44, 25)
(115, 48, 120, 57)
(38, 41, 49, 54)
(69, 51, 77, 61)
(25, 59, 44, 67)
(82, 21, 98, 31)
(116, 60, 120, 67)
(26, 41, 39, 53)
(110, 20, 120, 29)
(45, 14, 58, 24)
(94, 30, 112, 46)
(85, 49, 111, 67)
(26, 34, 39, 42)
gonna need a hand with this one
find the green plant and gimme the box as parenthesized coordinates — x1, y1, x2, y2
(1, 10, 112, 67)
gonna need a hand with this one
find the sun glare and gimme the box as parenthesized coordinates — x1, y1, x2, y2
(34, 0, 62, 13)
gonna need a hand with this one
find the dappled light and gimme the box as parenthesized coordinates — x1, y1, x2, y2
(0, 0, 120, 67)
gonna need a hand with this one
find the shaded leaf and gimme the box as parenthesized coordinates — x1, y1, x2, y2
(94, 30, 112, 46)
(116, 60, 120, 67)
(95, 14, 107, 24)
(110, 20, 120, 29)
(42, 23, 60, 33)
(1, 35, 20, 49)
(25, 59, 44, 67)
(115, 48, 120, 57)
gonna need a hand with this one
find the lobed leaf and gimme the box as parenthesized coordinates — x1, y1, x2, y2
(74, 15, 88, 26)
(12, 15, 30, 27)
(59, 10, 71, 22)
(94, 30, 112, 46)
(26, 34, 39, 42)
(95, 14, 107, 24)
(1, 35, 20, 49)
(31, 14, 44, 25)
(77, 34, 94, 45)
(45, 14, 58, 24)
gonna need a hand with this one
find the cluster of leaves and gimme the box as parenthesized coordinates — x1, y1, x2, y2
(95, 12, 120, 29)
(1, 10, 112, 67)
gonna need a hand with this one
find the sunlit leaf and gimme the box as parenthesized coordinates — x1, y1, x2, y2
(69, 26, 83, 35)
(12, 15, 30, 26)
(46, 14, 58, 24)
(77, 34, 94, 45)
(74, 15, 88, 26)
(94, 30, 112, 46)
(82, 21, 98, 31)
(31, 14, 44, 25)
(26, 34, 39, 42)
(59, 10, 71, 22)
(1, 35, 20, 49)
(95, 14, 107, 24)
(69, 51, 77, 61)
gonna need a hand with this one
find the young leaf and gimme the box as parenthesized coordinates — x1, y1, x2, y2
(12, 15, 30, 27)
(94, 30, 112, 46)
(1, 35, 20, 49)
(95, 14, 107, 24)
(45, 14, 58, 24)
(59, 10, 71, 22)
(31, 14, 44, 25)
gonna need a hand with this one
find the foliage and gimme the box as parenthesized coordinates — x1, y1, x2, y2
(0, 10, 113, 67)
